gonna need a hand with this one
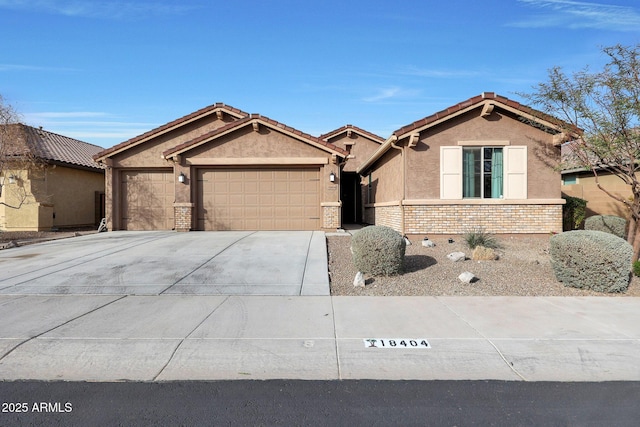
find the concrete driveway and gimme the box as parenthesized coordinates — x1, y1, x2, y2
(0, 231, 330, 296)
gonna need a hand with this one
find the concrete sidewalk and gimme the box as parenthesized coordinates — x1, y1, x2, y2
(1, 295, 638, 382)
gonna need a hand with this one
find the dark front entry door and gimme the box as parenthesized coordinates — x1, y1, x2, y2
(341, 172, 362, 224)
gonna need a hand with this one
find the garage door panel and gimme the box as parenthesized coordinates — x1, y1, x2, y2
(121, 170, 174, 230)
(198, 168, 320, 230)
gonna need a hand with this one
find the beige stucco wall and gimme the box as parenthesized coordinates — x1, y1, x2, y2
(0, 166, 104, 231)
(325, 132, 381, 173)
(405, 108, 561, 200)
(364, 148, 402, 204)
(562, 172, 634, 219)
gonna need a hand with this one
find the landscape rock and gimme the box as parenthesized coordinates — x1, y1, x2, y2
(458, 272, 477, 284)
(353, 271, 365, 288)
(447, 251, 466, 262)
(422, 239, 436, 248)
(404, 236, 412, 246)
(472, 246, 498, 261)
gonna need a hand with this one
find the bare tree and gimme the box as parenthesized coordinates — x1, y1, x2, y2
(0, 95, 43, 209)
(520, 44, 640, 261)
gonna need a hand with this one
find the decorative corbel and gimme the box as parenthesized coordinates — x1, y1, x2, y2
(408, 133, 420, 148)
(347, 129, 353, 138)
(216, 110, 224, 120)
(252, 121, 260, 132)
(553, 132, 568, 145)
(331, 154, 337, 164)
(481, 102, 495, 117)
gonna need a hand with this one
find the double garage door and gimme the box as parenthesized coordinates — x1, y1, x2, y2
(120, 168, 321, 231)
(197, 168, 320, 230)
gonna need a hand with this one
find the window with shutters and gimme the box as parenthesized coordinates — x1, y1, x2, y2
(440, 145, 527, 200)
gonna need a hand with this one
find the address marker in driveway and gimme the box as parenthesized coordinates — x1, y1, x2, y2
(364, 339, 431, 349)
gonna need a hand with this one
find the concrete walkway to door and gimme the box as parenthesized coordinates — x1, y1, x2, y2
(0, 231, 329, 296)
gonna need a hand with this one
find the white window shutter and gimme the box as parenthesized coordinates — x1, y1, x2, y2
(503, 146, 527, 199)
(440, 146, 462, 199)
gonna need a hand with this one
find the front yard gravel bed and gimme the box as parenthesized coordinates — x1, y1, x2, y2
(328, 235, 640, 297)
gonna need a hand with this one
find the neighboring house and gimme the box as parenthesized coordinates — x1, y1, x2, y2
(0, 124, 105, 231)
(319, 125, 384, 224)
(561, 142, 634, 219)
(93, 104, 348, 231)
(357, 93, 570, 235)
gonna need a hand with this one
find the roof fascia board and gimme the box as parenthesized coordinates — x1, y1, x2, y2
(356, 135, 398, 175)
(323, 128, 384, 143)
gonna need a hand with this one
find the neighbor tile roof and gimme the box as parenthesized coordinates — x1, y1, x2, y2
(319, 124, 385, 143)
(163, 114, 349, 158)
(3, 124, 104, 170)
(94, 103, 249, 160)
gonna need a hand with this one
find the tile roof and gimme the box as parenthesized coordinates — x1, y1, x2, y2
(392, 92, 539, 137)
(319, 124, 385, 143)
(94, 103, 249, 161)
(3, 124, 104, 170)
(357, 92, 579, 174)
(162, 113, 349, 158)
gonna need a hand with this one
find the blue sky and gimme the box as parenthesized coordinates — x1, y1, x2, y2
(2, 0, 639, 148)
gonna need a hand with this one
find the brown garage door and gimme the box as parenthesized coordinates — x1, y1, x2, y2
(197, 168, 320, 230)
(121, 169, 174, 230)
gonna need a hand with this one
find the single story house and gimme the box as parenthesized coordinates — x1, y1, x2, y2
(93, 104, 348, 231)
(0, 124, 105, 231)
(357, 93, 571, 235)
(95, 93, 572, 234)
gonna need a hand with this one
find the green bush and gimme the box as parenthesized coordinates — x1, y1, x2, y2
(633, 261, 640, 277)
(550, 230, 632, 293)
(463, 228, 500, 250)
(351, 225, 406, 276)
(562, 195, 587, 230)
(584, 215, 627, 239)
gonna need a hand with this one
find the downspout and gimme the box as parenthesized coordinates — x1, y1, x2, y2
(389, 135, 405, 235)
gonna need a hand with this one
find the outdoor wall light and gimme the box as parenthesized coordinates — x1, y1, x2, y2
(329, 172, 336, 182)
(178, 172, 186, 183)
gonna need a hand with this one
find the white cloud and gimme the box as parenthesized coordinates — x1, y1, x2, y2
(362, 87, 421, 103)
(22, 111, 157, 146)
(513, 0, 640, 31)
(0, 0, 199, 19)
(0, 63, 76, 72)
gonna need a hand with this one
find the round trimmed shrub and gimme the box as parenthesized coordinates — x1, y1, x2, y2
(351, 226, 406, 276)
(584, 215, 627, 239)
(550, 230, 632, 293)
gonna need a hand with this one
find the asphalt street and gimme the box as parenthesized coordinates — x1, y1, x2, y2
(2, 380, 640, 426)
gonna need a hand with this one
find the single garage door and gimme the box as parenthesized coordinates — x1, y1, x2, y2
(121, 169, 174, 230)
(198, 168, 320, 230)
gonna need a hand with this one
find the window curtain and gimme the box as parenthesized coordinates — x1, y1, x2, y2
(463, 149, 476, 197)
(491, 149, 504, 198)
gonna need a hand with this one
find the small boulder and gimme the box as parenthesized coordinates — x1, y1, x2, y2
(447, 252, 466, 262)
(472, 246, 498, 261)
(422, 239, 436, 248)
(353, 271, 365, 288)
(458, 272, 477, 284)
(403, 236, 412, 246)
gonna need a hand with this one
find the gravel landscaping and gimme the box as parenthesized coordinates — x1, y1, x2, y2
(328, 234, 640, 297)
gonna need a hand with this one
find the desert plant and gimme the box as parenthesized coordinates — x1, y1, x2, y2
(463, 228, 500, 250)
(584, 215, 627, 239)
(562, 195, 587, 230)
(550, 230, 632, 293)
(351, 225, 406, 276)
